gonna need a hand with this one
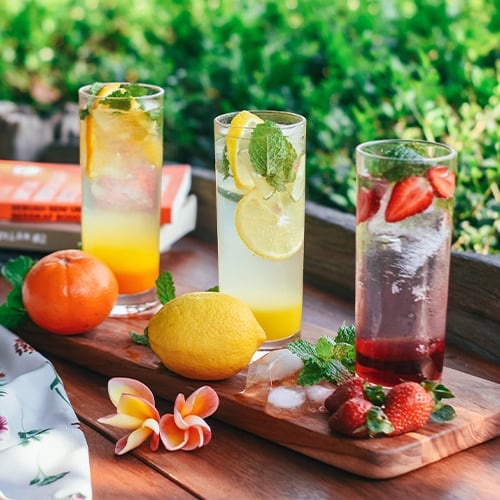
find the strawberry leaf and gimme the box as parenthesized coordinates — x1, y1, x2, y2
(430, 403, 456, 423)
(364, 383, 386, 406)
(366, 406, 394, 435)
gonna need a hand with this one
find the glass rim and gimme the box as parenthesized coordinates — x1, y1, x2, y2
(214, 110, 306, 128)
(78, 82, 164, 99)
(356, 139, 456, 163)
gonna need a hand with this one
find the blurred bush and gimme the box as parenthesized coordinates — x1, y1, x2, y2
(0, 0, 498, 253)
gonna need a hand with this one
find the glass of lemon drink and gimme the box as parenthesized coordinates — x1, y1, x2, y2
(214, 110, 306, 349)
(79, 82, 164, 317)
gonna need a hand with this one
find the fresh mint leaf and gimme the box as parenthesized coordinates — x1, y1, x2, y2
(335, 322, 355, 345)
(129, 330, 150, 347)
(287, 338, 317, 361)
(249, 121, 297, 192)
(1, 256, 35, 287)
(368, 142, 431, 182)
(126, 83, 149, 98)
(101, 91, 133, 111)
(296, 361, 325, 386)
(0, 256, 34, 329)
(155, 271, 176, 305)
(324, 358, 352, 384)
(288, 325, 356, 386)
(315, 336, 335, 360)
(0, 304, 28, 329)
(206, 285, 219, 292)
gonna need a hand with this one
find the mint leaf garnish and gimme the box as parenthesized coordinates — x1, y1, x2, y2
(155, 271, 176, 305)
(129, 330, 150, 347)
(0, 256, 35, 329)
(288, 326, 356, 386)
(369, 142, 431, 182)
(249, 121, 297, 192)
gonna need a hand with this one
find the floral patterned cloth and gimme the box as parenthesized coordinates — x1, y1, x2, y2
(0, 326, 92, 499)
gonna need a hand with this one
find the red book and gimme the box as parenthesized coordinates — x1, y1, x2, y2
(0, 160, 191, 224)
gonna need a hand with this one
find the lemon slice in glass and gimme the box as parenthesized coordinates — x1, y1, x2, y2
(235, 189, 304, 260)
(85, 84, 160, 178)
(226, 110, 264, 190)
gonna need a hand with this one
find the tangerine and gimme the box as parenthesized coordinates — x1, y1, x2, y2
(22, 249, 119, 335)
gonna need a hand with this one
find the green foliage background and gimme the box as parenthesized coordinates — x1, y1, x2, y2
(0, 0, 498, 254)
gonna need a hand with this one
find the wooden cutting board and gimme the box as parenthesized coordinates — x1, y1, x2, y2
(15, 318, 500, 479)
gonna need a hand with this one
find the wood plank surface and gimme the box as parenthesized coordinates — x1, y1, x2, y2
(53, 358, 500, 499)
(15, 314, 500, 480)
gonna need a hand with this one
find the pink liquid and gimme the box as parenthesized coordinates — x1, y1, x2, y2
(356, 337, 445, 387)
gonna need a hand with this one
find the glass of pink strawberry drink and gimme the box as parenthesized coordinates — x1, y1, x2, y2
(354, 139, 457, 387)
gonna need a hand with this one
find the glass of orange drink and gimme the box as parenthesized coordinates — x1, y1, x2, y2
(79, 82, 164, 317)
(214, 110, 307, 349)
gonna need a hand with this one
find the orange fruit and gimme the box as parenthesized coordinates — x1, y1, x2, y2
(22, 249, 119, 335)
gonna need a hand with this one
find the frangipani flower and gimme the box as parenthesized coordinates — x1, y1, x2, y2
(98, 378, 220, 455)
(159, 386, 219, 451)
(97, 377, 160, 455)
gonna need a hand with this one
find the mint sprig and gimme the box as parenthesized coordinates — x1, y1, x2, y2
(0, 256, 35, 329)
(287, 323, 356, 386)
(249, 120, 297, 192)
(368, 142, 432, 182)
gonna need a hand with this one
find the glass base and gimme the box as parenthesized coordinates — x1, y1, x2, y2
(259, 332, 300, 351)
(110, 287, 161, 318)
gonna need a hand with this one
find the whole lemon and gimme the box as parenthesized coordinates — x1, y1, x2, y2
(147, 292, 266, 380)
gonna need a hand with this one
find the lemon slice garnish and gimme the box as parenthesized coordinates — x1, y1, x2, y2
(226, 110, 264, 190)
(235, 189, 304, 260)
(84, 84, 160, 178)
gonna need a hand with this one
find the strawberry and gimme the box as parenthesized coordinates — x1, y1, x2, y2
(324, 377, 366, 413)
(383, 381, 434, 436)
(357, 187, 380, 223)
(428, 166, 456, 199)
(328, 397, 392, 438)
(328, 397, 374, 437)
(385, 176, 434, 223)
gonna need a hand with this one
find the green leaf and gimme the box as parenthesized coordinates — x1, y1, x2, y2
(155, 271, 176, 305)
(315, 336, 335, 360)
(335, 322, 355, 345)
(364, 384, 386, 406)
(206, 285, 219, 292)
(0, 256, 33, 329)
(287, 338, 317, 361)
(0, 304, 28, 329)
(129, 330, 150, 347)
(430, 403, 457, 423)
(296, 362, 325, 386)
(1, 256, 35, 287)
(288, 324, 356, 386)
(366, 406, 394, 435)
(249, 121, 297, 192)
(323, 358, 352, 384)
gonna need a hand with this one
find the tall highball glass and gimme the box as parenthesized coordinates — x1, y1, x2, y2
(79, 82, 164, 317)
(215, 110, 306, 349)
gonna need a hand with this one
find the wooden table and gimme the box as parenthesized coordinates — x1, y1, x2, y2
(3, 236, 498, 499)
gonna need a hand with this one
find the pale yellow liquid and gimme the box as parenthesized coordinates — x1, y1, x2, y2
(216, 176, 304, 342)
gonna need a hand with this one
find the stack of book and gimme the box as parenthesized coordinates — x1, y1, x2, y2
(0, 160, 197, 255)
